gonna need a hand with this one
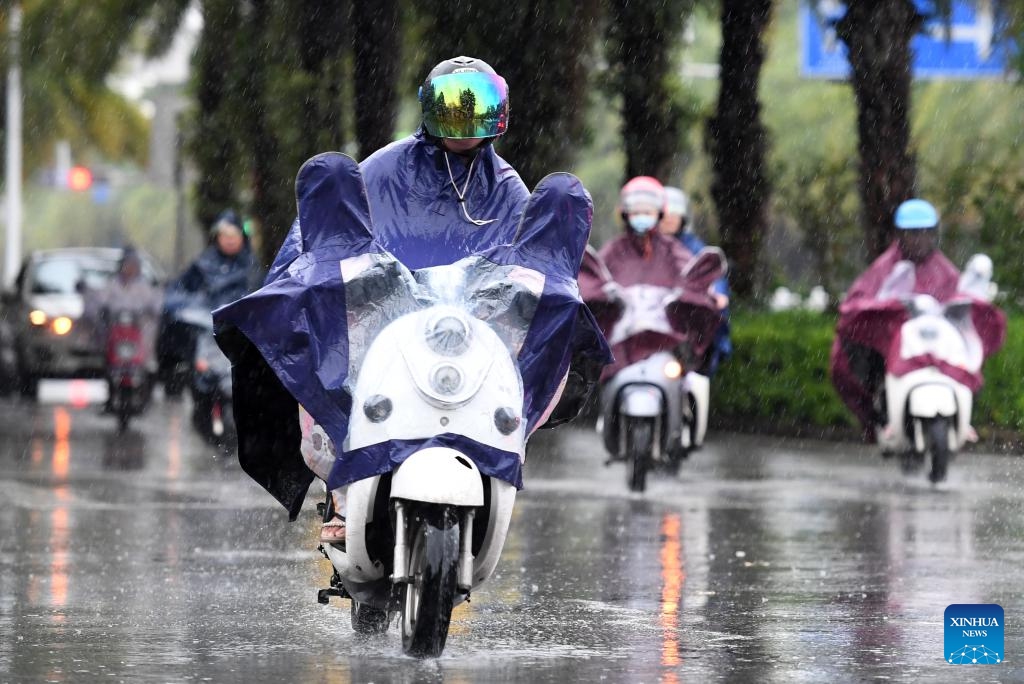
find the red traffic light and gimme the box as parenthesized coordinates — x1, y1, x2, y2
(67, 166, 93, 191)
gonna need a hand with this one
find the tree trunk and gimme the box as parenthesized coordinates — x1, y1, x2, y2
(353, 0, 400, 159)
(191, 0, 242, 233)
(706, 0, 772, 299)
(606, 0, 694, 181)
(836, 0, 921, 261)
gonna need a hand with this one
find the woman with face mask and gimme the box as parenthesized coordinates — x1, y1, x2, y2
(591, 176, 695, 296)
(579, 177, 719, 379)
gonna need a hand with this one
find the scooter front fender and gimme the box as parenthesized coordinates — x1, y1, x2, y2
(618, 385, 663, 417)
(908, 384, 958, 418)
(391, 447, 485, 507)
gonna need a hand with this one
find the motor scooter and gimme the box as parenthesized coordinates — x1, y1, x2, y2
(870, 255, 1005, 483)
(104, 309, 154, 432)
(192, 328, 235, 452)
(586, 247, 725, 492)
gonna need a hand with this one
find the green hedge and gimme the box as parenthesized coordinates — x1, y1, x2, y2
(712, 309, 1024, 436)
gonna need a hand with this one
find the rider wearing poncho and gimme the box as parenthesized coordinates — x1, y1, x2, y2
(579, 177, 721, 380)
(831, 199, 1005, 438)
(214, 57, 610, 521)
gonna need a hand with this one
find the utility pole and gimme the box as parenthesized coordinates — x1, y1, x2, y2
(3, 3, 22, 286)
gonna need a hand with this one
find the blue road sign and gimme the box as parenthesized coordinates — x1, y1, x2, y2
(800, 1, 1015, 79)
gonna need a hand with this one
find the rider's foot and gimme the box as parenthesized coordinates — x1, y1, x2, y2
(320, 515, 346, 545)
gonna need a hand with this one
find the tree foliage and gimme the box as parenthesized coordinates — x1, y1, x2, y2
(1, 1, 154, 171)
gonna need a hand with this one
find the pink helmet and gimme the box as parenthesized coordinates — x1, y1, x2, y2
(619, 176, 665, 215)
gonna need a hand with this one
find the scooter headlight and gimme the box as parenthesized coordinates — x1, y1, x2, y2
(425, 314, 471, 356)
(664, 359, 683, 379)
(115, 341, 137, 361)
(430, 363, 464, 396)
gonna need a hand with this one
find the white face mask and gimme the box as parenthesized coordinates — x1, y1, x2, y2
(628, 214, 657, 234)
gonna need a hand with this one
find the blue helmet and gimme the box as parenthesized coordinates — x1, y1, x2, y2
(894, 199, 939, 230)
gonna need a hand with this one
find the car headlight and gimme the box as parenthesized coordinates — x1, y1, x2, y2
(425, 314, 471, 356)
(51, 317, 73, 336)
(430, 363, 464, 396)
(29, 310, 47, 326)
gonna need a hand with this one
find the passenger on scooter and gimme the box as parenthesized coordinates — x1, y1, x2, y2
(581, 177, 697, 376)
(659, 186, 732, 376)
(831, 199, 961, 440)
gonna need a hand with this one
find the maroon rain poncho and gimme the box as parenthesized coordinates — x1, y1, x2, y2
(580, 231, 722, 380)
(831, 242, 1006, 432)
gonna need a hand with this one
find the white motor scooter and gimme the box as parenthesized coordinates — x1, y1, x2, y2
(876, 295, 980, 483)
(316, 258, 542, 657)
(590, 248, 724, 492)
(876, 256, 997, 483)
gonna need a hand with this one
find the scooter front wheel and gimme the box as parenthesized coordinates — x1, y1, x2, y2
(351, 600, 390, 635)
(926, 416, 952, 484)
(626, 418, 654, 493)
(400, 505, 460, 657)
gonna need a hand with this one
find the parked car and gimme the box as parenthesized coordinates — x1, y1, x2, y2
(3, 247, 164, 398)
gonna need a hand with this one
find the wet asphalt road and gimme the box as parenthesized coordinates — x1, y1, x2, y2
(3, 382, 1024, 682)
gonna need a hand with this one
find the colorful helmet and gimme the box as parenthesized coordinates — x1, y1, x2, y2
(894, 199, 939, 230)
(663, 186, 689, 218)
(619, 176, 666, 215)
(419, 56, 509, 140)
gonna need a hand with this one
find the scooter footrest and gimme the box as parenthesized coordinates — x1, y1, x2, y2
(317, 587, 345, 604)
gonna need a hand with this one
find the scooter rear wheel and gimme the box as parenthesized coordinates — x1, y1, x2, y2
(400, 506, 460, 657)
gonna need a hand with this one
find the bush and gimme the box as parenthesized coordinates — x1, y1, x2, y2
(713, 309, 1022, 438)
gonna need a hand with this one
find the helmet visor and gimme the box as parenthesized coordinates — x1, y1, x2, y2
(420, 72, 509, 139)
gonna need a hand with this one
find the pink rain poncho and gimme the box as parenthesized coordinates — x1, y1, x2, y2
(579, 232, 722, 380)
(831, 242, 1006, 431)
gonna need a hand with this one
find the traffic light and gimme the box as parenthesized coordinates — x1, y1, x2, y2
(67, 166, 93, 191)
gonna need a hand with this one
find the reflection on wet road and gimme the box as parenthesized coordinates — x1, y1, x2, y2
(2, 386, 1023, 682)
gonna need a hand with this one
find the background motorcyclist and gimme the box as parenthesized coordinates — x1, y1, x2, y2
(659, 186, 732, 376)
(580, 176, 701, 378)
(171, 210, 264, 309)
(158, 210, 264, 395)
(86, 247, 163, 410)
(830, 199, 961, 440)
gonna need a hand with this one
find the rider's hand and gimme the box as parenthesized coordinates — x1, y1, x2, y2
(602, 282, 624, 302)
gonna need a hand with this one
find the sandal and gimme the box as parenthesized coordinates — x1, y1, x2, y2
(320, 515, 346, 545)
(319, 490, 346, 546)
